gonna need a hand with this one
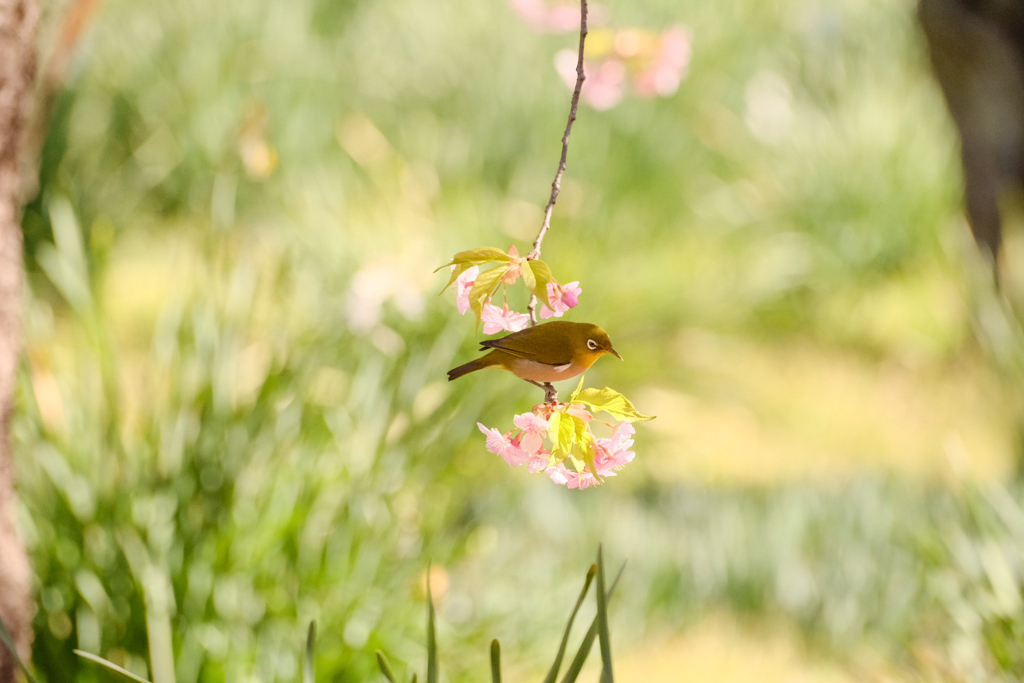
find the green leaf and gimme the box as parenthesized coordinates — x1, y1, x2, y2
(426, 567, 438, 683)
(549, 411, 588, 460)
(434, 247, 513, 273)
(304, 621, 317, 683)
(376, 651, 399, 683)
(573, 430, 598, 479)
(568, 376, 586, 404)
(437, 262, 473, 293)
(559, 620, 596, 683)
(525, 260, 555, 301)
(521, 262, 537, 296)
(558, 563, 625, 683)
(555, 412, 594, 476)
(75, 651, 153, 683)
(543, 565, 596, 683)
(456, 247, 514, 264)
(468, 267, 507, 322)
(0, 616, 38, 683)
(596, 547, 614, 683)
(573, 388, 655, 423)
(547, 412, 565, 458)
(490, 640, 501, 683)
(522, 259, 555, 301)
(435, 247, 514, 292)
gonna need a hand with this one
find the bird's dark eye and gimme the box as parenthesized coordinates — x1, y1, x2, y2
(587, 339, 599, 350)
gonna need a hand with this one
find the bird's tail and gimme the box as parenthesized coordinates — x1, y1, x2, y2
(447, 353, 500, 381)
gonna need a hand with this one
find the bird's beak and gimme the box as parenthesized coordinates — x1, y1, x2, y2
(610, 348, 623, 360)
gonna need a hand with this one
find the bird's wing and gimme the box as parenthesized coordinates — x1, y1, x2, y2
(479, 326, 573, 365)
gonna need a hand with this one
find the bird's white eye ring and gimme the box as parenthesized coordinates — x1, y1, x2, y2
(587, 339, 599, 350)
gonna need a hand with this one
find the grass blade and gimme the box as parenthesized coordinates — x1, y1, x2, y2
(0, 616, 38, 683)
(426, 565, 438, 683)
(144, 591, 174, 683)
(542, 564, 596, 683)
(596, 547, 614, 683)
(490, 639, 501, 683)
(376, 651, 398, 682)
(559, 562, 625, 683)
(558, 619, 598, 683)
(75, 650, 153, 683)
(303, 621, 316, 683)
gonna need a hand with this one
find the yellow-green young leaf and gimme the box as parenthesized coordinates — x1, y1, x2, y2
(457, 246, 514, 263)
(522, 260, 555, 301)
(548, 411, 576, 460)
(434, 247, 513, 273)
(521, 261, 537, 298)
(574, 388, 656, 423)
(438, 262, 474, 293)
(434, 247, 515, 292)
(527, 260, 555, 300)
(572, 414, 591, 443)
(469, 267, 508, 321)
(569, 376, 586, 404)
(573, 430, 598, 478)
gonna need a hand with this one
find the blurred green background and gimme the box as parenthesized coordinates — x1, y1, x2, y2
(16, 0, 1024, 679)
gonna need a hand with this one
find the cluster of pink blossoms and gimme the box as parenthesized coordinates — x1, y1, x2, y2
(555, 26, 692, 110)
(454, 246, 582, 334)
(478, 402, 636, 489)
(507, 0, 692, 111)
(508, 0, 600, 33)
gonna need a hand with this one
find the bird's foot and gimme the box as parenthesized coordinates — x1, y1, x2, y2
(523, 379, 560, 404)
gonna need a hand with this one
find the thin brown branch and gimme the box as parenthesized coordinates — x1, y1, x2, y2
(527, 0, 588, 326)
(524, 378, 560, 404)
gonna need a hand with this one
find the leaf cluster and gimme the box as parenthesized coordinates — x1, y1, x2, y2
(545, 379, 656, 478)
(436, 247, 556, 323)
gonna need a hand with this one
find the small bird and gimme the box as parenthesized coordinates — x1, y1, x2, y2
(447, 321, 622, 384)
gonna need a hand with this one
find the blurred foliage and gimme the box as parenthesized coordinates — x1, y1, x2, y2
(13, 0, 1024, 680)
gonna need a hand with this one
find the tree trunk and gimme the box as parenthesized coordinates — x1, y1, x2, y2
(0, 0, 37, 678)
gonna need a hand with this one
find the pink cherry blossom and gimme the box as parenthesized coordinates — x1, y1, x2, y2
(528, 451, 552, 473)
(481, 302, 530, 335)
(503, 245, 525, 285)
(566, 403, 593, 422)
(477, 402, 643, 488)
(634, 26, 691, 98)
(540, 280, 582, 319)
(478, 422, 529, 467)
(509, 0, 579, 33)
(513, 412, 550, 455)
(454, 265, 480, 315)
(595, 422, 636, 473)
(562, 467, 601, 490)
(509, 0, 611, 33)
(557, 50, 625, 110)
(552, 25, 692, 109)
(546, 463, 572, 485)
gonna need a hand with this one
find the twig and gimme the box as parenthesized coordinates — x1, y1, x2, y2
(523, 378, 560, 404)
(526, 0, 588, 326)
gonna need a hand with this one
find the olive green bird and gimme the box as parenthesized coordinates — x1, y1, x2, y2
(447, 321, 622, 384)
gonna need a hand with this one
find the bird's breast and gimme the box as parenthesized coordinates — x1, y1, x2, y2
(508, 357, 589, 383)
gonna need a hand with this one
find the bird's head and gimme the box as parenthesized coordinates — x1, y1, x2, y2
(574, 323, 622, 363)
